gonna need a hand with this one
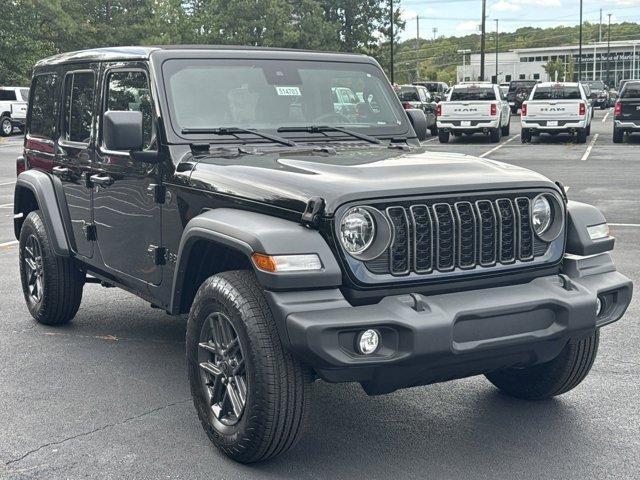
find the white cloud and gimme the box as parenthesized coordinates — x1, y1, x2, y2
(455, 21, 480, 32)
(491, 1, 521, 12)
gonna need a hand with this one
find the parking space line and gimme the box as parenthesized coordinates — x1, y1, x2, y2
(479, 135, 517, 158)
(609, 223, 640, 228)
(0, 203, 14, 209)
(581, 134, 599, 161)
(0, 240, 18, 248)
(602, 111, 611, 123)
(0, 181, 16, 186)
(422, 137, 438, 144)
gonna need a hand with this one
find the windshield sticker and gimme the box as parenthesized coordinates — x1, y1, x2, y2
(275, 86, 301, 96)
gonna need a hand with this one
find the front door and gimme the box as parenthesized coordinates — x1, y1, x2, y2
(92, 65, 162, 285)
(54, 67, 98, 259)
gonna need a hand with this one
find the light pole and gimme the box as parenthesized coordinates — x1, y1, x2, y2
(578, 0, 583, 80)
(495, 19, 499, 83)
(606, 13, 611, 87)
(480, 0, 486, 81)
(390, 0, 394, 84)
(416, 15, 420, 80)
(457, 49, 471, 82)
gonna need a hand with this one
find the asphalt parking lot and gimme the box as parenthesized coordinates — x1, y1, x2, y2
(1, 109, 639, 479)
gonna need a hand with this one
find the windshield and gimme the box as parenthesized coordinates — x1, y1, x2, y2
(450, 86, 496, 101)
(162, 59, 406, 139)
(398, 87, 419, 102)
(585, 81, 605, 90)
(621, 83, 640, 98)
(532, 85, 582, 100)
(509, 81, 536, 92)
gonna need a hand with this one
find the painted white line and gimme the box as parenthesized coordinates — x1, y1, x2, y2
(609, 223, 640, 228)
(0, 240, 18, 248)
(0, 181, 16, 186)
(0, 203, 13, 209)
(422, 137, 438, 144)
(602, 111, 611, 123)
(479, 135, 517, 158)
(580, 133, 599, 161)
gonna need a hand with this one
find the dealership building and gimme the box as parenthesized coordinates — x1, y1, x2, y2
(458, 40, 640, 87)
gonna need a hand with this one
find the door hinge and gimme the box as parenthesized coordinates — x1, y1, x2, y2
(148, 245, 167, 266)
(147, 184, 167, 204)
(83, 223, 97, 241)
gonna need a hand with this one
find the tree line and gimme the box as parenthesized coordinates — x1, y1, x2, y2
(0, 0, 403, 84)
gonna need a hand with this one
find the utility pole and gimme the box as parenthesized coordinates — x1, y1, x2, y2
(599, 9, 602, 43)
(416, 16, 420, 80)
(578, 0, 583, 81)
(457, 49, 471, 82)
(480, 0, 486, 81)
(390, 0, 394, 84)
(606, 13, 612, 87)
(433, 27, 438, 40)
(495, 19, 499, 83)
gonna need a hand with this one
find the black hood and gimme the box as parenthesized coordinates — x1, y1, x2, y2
(186, 145, 559, 215)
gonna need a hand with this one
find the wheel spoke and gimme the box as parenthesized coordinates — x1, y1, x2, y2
(199, 361, 222, 378)
(226, 381, 244, 418)
(198, 341, 219, 356)
(234, 376, 247, 404)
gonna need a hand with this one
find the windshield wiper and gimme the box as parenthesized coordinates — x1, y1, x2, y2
(277, 125, 381, 145)
(181, 127, 297, 147)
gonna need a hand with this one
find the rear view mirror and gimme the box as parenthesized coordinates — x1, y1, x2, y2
(103, 110, 143, 152)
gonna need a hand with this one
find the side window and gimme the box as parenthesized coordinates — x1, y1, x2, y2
(0, 89, 17, 101)
(105, 71, 153, 149)
(29, 74, 58, 139)
(62, 72, 95, 143)
(418, 88, 427, 102)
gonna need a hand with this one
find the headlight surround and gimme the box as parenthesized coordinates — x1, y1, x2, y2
(338, 206, 392, 261)
(532, 195, 552, 236)
(531, 193, 564, 242)
(340, 207, 376, 255)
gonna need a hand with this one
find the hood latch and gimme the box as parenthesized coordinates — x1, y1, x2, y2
(301, 197, 325, 229)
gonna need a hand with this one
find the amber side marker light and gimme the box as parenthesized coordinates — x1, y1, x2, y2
(251, 253, 323, 273)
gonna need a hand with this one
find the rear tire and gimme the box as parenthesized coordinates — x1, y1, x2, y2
(486, 331, 599, 400)
(430, 125, 438, 136)
(489, 127, 502, 143)
(1, 116, 12, 136)
(501, 119, 510, 136)
(186, 270, 310, 463)
(576, 128, 587, 144)
(586, 124, 591, 136)
(613, 127, 624, 143)
(521, 130, 532, 143)
(438, 130, 450, 143)
(19, 210, 84, 325)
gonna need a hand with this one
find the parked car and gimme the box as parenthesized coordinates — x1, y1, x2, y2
(521, 82, 593, 143)
(396, 84, 437, 136)
(582, 80, 610, 109)
(0, 86, 29, 136)
(436, 82, 510, 143)
(613, 80, 640, 143)
(413, 81, 448, 102)
(507, 79, 538, 114)
(14, 46, 632, 464)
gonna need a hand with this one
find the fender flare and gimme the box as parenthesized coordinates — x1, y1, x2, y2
(169, 208, 342, 313)
(14, 170, 70, 256)
(566, 200, 615, 256)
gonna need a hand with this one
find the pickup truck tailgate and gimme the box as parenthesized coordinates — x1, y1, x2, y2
(619, 99, 640, 119)
(439, 102, 494, 119)
(525, 101, 582, 120)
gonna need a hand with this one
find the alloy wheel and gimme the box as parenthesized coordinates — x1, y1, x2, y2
(23, 234, 44, 304)
(197, 312, 247, 427)
(2, 119, 12, 135)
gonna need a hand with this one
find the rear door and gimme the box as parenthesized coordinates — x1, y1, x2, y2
(92, 64, 162, 285)
(54, 67, 99, 259)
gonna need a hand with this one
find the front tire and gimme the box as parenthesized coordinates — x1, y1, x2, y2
(19, 210, 84, 325)
(485, 331, 599, 400)
(186, 270, 310, 463)
(1, 116, 13, 136)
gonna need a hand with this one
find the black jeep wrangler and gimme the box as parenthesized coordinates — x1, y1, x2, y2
(14, 46, 633, 464)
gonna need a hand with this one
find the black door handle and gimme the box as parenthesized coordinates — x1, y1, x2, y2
(90, 174, 114, 187)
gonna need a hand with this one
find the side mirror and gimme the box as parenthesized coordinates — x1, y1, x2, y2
(434, 95, 442, 102)
(103, 110, 143, 152)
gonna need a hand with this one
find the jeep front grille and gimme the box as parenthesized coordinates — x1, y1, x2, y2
(365, 195, 550, 276)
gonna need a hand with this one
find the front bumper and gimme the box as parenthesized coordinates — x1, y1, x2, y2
(268, 254, 632, 395)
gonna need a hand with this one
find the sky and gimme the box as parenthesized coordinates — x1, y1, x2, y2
(398, 0, 640, 41)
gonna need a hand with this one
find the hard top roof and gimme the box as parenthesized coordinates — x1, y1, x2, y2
(34, 45, 373, 68)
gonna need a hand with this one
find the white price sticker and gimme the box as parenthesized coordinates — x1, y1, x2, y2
(275, 86, 301, 96)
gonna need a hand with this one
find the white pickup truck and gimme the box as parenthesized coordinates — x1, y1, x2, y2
(0, 86, 30, 136)
(520, 82, 592, 144)
(436, 83, 510, 143)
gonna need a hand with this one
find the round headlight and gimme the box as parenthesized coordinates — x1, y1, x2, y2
(340, 207, 376, 255)
(532, 195, 552, 236)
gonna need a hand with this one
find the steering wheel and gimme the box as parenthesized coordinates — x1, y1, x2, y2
(313, 112, 351, 124)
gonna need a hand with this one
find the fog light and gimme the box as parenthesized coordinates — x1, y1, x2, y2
(357, 329, 380, 355)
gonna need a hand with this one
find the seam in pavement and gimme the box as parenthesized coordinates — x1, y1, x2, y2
(4, 399, 190, 468)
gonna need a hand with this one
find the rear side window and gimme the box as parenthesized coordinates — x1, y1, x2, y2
(105, 71, 153, 149)
(621, 84, 640, 99)
(62, 72, 95, 143)
(532, 85, 581, 100)
(0, 89, 17, 101)
(398, 87, 419, 102)
(450, 87, 496, 101)
(29, 74, 59, 139)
